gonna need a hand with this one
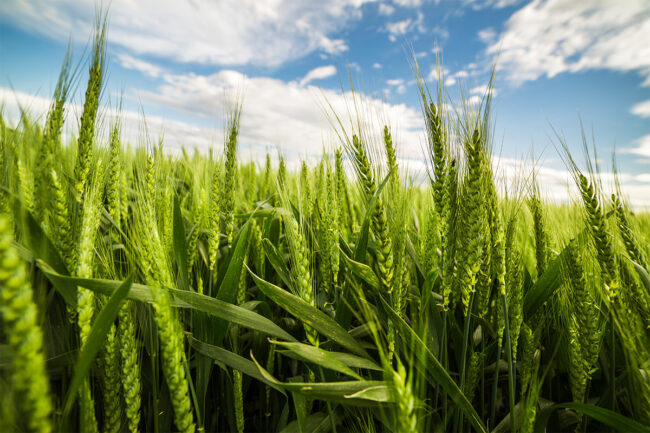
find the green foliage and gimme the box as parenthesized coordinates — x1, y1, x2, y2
(1, 22, 649, 433)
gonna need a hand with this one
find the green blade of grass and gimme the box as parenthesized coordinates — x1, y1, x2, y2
(249, 269, 370, 358)
(63, 274, 133, 416)
(271, 340, 364, 380)
(215, 220, 251, 304)
(189, 336, 285, 395)
(533, 402, 650, 433)
(280, 410, 342, 433)
(251, 353, 392, 405)
(213, 220, 251, 343)
(38, 262, 296, 342)
(628, 257, 650, 292)
(378, 295, 488, 433)
(263, 238, 294, 290)
(340, 251, 380, 292)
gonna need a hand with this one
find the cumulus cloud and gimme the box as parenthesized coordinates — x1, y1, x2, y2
(484, 0, 650, 86)
(385, 11, 426, 42)
(0, 0, 375, 66)
(477, 27, 497, 44)
(428, 64, 486, 86)
(481, 0, 650, 169)
(470, 84, 497, 96)
(493, 155, 650, 209)
(393, 0, 424, 6)
(631, 99, 650, 118)
(378, 3, 396, 15)
(299, 66, 338, 87)
(621, 134, 650, 158)
(0, 86, 218, 152)
(116, 54, 164, 78)
(463, 0, 523, 9)
(386, 19, 413, 41)
(387, 78, 407, 94)
(127, 70, 426, 164)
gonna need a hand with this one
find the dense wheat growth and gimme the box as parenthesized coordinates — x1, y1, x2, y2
(1, 19, 650, 433)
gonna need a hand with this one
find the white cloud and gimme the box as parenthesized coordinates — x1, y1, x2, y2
(485, 0, 650, 86)
(131, 70, 426, 162)
(386, 18, 413, 41)
(445, 76, 457, 86)
(0, 0, 375, 66)
(299, 66, 338, 86)
(427, 66, 445, 82)
(470, 84, 497, 96)
(431, 25, 450, 42)
(0, 86, 218, 152)
(636, 173, 650, 183)
(385, 11, 426, 41)
(372, 62, 383, 69)
(493, 155, 650, 209)
(466, 95, 482, 106)
(393, 0, 424, 7)
(428, 65, 485, 87)
(477, 27, 497, 44)
(116, 53, 164, 78)
(0, 74, 425, 165)
(463, 0, 523, 9)
(378, 3, 395, 15)
(622, 134, 650, 158)
(387, 78, 407, 94)
(631, 99, 650, 118)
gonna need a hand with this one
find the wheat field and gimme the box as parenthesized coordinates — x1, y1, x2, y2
(1, 18, 649, 433)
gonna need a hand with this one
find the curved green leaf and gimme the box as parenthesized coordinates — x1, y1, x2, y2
(189, 337, 285, 395)
(271, 340, 363, 380)
(340, 251, 380, 292)
(378, 295, 488, 433)
(249, 269, 369, 358)
(63, 274, 133, 416)
(522, 250, 563, 319)
(533, 402, 650, 433)
(280, 411, 342, 433)
(629, 258, 650, 293)
(216, 220, 250, 304)
(325, 351, 382, 372)
(212, 220, 251, 343)
(251, 353, 392, 405)
(344, 385, 391, 402)
(235, 206, 288, 220)
(38, 262, 296, 342)
(263, 238, 293, 290)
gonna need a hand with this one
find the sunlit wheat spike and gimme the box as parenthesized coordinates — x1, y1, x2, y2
(0, 215, 53, 433)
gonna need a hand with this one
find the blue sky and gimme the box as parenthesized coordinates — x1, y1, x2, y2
(1, 0, 649, 206)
